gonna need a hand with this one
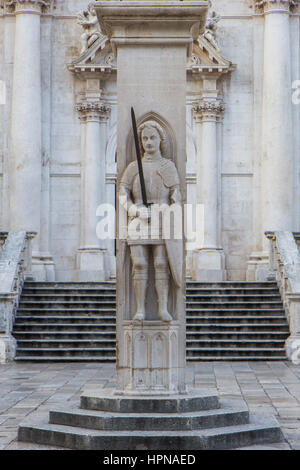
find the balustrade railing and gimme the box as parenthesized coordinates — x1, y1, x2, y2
(0, 231, 36, 363)
(265, 231, 300, 361)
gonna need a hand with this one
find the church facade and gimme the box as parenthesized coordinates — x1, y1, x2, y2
(0, 0, 300, 284)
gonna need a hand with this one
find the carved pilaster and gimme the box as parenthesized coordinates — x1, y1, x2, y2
(254, 0, 299, 12)
(193, 100, 225, 123)
(76, 101, 111, 122)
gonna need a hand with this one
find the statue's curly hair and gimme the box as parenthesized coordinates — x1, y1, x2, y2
(138, 120, 167, 157)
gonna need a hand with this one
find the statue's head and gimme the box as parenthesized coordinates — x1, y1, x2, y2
(138, 121, 167, 157)
(88, 2, 96, 15)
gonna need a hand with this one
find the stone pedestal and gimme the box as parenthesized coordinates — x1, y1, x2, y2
(118, 321, 182, 395)
(193, 249, 226, 282)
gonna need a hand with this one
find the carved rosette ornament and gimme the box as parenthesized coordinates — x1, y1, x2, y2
(193, 100, 225, 122)
(254, 0, 299, 11)
(76, 101, 111, 122)
(5, 0, 52, 13)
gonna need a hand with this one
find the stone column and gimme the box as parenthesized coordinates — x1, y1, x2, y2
(192, 95, 226, 281)
(255, 0, 294, 277)
(8, 0, 49, 279)
(76, 87, 111, 281)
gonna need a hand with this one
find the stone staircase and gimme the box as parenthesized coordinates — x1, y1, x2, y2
(12, 281, 290, 361)
(18, 389, 283, 450)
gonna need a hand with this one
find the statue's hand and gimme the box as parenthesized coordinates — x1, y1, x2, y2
(137, 206, 151, 220)
(128, 204, 138, 218)
(128, 204, 151, 220)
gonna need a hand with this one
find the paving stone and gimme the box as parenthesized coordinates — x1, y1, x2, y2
(0, 361, 299, 450)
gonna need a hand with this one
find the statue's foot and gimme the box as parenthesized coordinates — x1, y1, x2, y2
(158, 311, 173, 322)
(133, 312, 145, 322)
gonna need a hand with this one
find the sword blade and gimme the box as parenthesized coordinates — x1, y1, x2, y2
(131, 107, 149, 207)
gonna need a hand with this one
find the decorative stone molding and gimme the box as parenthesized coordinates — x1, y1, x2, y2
(193, 100, 225, 122)
(254, 0, 299, 12)
(76, 101, 111, 122)
(5, 0, 52, 13)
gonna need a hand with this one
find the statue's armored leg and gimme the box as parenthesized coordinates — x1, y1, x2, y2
(130, 246, 149, 321)
(153, 245, 172, 322)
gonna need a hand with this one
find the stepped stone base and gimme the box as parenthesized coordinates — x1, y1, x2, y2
(18, 388, 284, 450)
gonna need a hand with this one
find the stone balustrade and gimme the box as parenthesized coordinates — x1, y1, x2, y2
(0, 231, 36, 363)
(265, 231, 300, 360)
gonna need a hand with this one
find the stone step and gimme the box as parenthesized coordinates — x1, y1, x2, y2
(21, 294, 117, 301)
(18, 301, 117, 308)
(187, 324, 289, 332)
(186, 281, 278, 288)
(13, 332, 116, 340)
(186, 288, 280, 293)
(14, 316, 116, 324)
(187, 331, 289, 340)
(22, 283, 116, 295)
(186, 316, 286, 324)
(186, 339, 285, 348)
(15, 338, 286, 349)
(13, 324, 116, 331)
(186, 348, 286, 357)
(17, 412, 283, 450)
(186, 295, 282, 301)
(16, 340, 116, 348)
(186, 356, 286, 361)
(186, 309, 285, 316)
(23, 282, 116, 288)
(15, 348, 116, 357)
(49, 400, 249, 431)
(17, 309, 116, 316)
(186, 302, 283, 309)
(14, 356, 116, 362)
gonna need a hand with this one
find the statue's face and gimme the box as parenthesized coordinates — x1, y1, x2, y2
(141, 127, 161, 155)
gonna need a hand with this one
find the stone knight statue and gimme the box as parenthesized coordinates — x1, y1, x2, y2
(120, 120, 183, 322)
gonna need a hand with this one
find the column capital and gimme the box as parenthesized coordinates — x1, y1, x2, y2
(254, 0, 299, 13)
(193, 100, 225, 123)
(76, 101, 111, 122)
(5, 0, 52, 14)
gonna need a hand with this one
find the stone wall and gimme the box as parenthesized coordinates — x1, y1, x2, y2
(0, 0, 299, 281)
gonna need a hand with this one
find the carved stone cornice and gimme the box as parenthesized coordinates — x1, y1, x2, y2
(254, 0, 299, 12)
(5, 0, 52, 13)
(193, 100, 225, 122)
(76, 101, 111, 122)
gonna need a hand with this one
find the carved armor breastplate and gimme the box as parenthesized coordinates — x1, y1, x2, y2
(132, 159, 170, 205)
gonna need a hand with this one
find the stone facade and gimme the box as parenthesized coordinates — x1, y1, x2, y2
(0, 0, 300, 282)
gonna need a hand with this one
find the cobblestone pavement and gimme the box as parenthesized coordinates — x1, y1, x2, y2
(0, 361, 299, 450)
